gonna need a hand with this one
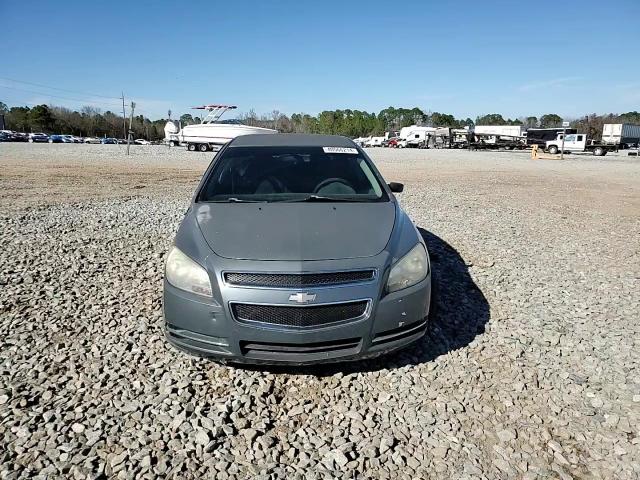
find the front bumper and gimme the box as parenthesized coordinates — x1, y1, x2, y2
(163, 268, 431, 365)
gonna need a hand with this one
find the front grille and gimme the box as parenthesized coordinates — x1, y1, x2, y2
(224, 270, 375, 288)
(231, 301, 368, 328)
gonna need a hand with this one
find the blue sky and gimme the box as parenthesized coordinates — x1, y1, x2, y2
(2, 0, 639, 120)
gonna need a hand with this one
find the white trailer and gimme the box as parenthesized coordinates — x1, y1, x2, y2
(602, 124, 640, 147)
(473, 125, 525, 137)
(434, 127, 469, 148)
(399, 125, 437, 148)
(365, 136, 385, 147)
(384, 131, 400, 140)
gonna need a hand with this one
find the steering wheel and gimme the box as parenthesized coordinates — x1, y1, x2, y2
(313, 178, 354, 194)
(255, 175, 287, 194)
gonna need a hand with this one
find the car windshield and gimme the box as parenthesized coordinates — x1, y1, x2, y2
(199, 146, 387, 203)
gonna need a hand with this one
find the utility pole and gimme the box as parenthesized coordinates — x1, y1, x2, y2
(560, 120, 569, 160)
(121, 93, 127, 142)
(127, 101, 136, 155)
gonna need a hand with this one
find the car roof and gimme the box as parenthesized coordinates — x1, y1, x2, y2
(229, 133, 356, 148)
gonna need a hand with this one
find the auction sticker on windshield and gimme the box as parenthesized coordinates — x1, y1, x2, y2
(322, 147, 358, 154)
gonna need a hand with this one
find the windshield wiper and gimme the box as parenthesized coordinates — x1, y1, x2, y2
(289, 195, 367, 203)
(208, 197, 266, 203)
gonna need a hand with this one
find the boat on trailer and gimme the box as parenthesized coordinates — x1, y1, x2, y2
(164, 104, 277, 151)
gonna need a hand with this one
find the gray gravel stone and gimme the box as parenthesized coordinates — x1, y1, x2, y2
(70, 423, 85, 434)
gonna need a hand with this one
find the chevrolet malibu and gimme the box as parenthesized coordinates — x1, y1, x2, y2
(164, 134, 431, 364)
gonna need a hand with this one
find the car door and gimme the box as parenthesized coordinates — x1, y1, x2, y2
(563, 134, 578, 151)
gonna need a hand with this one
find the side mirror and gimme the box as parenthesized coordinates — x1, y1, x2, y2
(388, 182, 404, 193)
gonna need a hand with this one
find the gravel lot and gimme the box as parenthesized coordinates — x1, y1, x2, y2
(1, 143, 639, 479)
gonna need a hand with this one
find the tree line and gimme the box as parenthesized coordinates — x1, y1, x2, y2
(0, 102, 168, 140)
(2, 101, 639, 141)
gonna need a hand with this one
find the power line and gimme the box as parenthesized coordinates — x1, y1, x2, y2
(0, 85, 123, 108)
(0, 76, 121, 100)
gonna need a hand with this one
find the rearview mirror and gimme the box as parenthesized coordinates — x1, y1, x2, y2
(388, 182, 404, 193)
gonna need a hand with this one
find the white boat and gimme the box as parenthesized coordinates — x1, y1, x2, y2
(165, 104, 277, 151)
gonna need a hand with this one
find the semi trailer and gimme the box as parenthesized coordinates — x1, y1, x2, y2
(602, 123, 640, 148)
(473, 125, 525, 138)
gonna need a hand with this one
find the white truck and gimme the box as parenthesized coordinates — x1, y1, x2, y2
(545, 133, 617, 156)
(602, 123, 640, 148)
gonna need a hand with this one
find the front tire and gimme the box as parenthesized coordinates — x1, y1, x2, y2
(169, 140, 176, 147)
(548, 145, 559, 154)
(187, 143, 197, 152)
(593, 147, 605, 156)
(199, 143, 209, 152)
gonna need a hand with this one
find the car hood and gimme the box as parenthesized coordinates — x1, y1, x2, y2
(194, 202, 396, 261)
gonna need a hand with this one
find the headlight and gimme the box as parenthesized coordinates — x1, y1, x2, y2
(165, 247, 212, 297)
(386, 243, 429, 293)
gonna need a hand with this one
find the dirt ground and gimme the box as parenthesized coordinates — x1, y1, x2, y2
(1, 144, 638, 217)
(1, 143, 639, 479)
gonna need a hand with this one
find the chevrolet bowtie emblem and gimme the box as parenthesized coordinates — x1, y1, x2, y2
(289, 292, 317, 304)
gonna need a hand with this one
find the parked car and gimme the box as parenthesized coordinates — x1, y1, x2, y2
(163, 134, 432, 364)
(134, 139, 151, 145)
(14, 133, 29, 142)
(49, 134, 74, 143)
(29, 133, 49, 143)
(101, 137, 118, 144)
(84, 137, 102, 144)
(63, 135, 82, 143)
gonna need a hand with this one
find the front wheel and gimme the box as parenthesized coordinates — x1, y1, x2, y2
(187, 143, 197, 152)
(199, 143, 208, 152)
(548, 145, 559, 154)
(169, 140, 176, 147)
(593, 147, 605, 156)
